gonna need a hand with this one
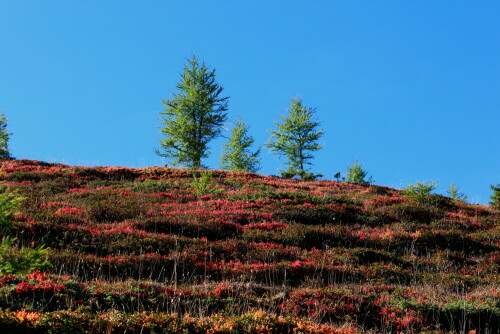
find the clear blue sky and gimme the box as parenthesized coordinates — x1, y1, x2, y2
(1, 1, 499, 204)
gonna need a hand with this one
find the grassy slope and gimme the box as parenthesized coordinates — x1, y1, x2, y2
(0, 159, 498, 333)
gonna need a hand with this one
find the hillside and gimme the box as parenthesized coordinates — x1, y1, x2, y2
(0, 159, 498, 333)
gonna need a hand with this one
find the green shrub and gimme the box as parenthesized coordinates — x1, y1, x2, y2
(0, 184, 48, 275)
(447, 182, 467, 201)
(0, 237, 51, 274)
(191, 170, 220, 196)
(402, 181, 437, 205)
(0, 185, 24, 229)
(345, 161, 373, 185)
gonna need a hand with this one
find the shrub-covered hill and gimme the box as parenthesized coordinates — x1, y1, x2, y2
(0, 160, 498, 333)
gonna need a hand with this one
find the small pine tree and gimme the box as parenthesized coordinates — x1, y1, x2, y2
(220, 119, 261, 173)
(191, 171, 221, 197)
(345, 161, 373, 185)
(0, 112, 12, 160)
(157, 56, 228, 169)
(490, 184, 500, 209)
(403, 181, 438, 205)
(447, 182, 467, 201)
(266, 97, 324, 180)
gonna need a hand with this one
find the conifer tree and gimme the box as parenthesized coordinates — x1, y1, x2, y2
(447, 182, 467, 201)
(490, 184, 500, 209)
(403, 181, 437, 205)
(157, 56, 228, 169)
(0, 113, 12, 161)
(266, 97, 324, 180)
(345, 161, 373, 185)
(220, 119, 261, 173)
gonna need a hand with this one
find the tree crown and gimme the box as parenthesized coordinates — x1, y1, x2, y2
(266, 97, 323, 179)
(345, 161, 373, 185)
(157, 56, 228, 169)
(447, 182, 467, 201)
(220, 119, 261, 173)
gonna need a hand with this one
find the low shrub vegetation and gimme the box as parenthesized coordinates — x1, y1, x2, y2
(0, 160, 497, 333)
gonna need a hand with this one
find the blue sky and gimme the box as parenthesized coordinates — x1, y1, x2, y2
(1, 1, 499, 204)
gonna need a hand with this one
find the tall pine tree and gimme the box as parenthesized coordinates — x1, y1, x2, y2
(157, 56, 228, 169)
(220, 119, 261, 173)
(266, 97, 324, 179)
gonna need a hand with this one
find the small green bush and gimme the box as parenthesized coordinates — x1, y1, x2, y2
(402, 181, 437, 205)
(0, 185, 24, 229)
(191, 170, 220, 196)
(447, 182, 467, 201)
(0, 237, 51, 274)
(345, 161, 373, 185)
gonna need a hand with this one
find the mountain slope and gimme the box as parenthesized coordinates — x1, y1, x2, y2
(0, 159, 498, 333)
